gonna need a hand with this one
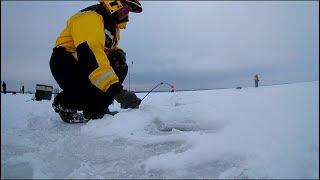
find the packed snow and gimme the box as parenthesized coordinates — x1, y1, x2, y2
(1, 81, 319, 179)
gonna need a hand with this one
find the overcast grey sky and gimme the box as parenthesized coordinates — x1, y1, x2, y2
(1, 1, 319, 92)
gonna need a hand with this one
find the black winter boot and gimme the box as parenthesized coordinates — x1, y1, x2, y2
(53, 92, 88, 123)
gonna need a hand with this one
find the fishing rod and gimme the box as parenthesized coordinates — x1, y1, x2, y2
(140, 82, 164, 102)
(137, 82, 175, 106)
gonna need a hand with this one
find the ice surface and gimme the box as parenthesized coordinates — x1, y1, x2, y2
(1, 81, 319, 178)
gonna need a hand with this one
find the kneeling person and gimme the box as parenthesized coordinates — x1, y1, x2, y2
(49, 0, 142, 123)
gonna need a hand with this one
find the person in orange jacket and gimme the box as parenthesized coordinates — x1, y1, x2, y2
(50, 0, 142, 123)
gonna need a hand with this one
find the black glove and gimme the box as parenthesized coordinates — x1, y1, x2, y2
(108, 48, 126, 71)
(107, 48, 128, 84)
(114, 90, 141, 109)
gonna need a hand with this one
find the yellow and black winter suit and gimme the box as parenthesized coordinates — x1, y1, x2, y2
(49, 4, 127, 119)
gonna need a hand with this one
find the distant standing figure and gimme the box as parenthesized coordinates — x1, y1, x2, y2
(254, 74, 259, 88)
(2, 81, 7, 94)
(22, 85, 25, 94)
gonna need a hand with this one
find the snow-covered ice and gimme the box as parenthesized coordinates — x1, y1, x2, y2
(1, 81, 319, 178)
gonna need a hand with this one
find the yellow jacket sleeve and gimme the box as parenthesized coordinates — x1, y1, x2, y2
(69, 11, 119, 93)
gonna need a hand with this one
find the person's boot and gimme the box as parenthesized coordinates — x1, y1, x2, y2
(83, 107, 118, 120)
(105, 107, 119, 116)
(52, 92, 88, 123)
(83, 111, 105, 120)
